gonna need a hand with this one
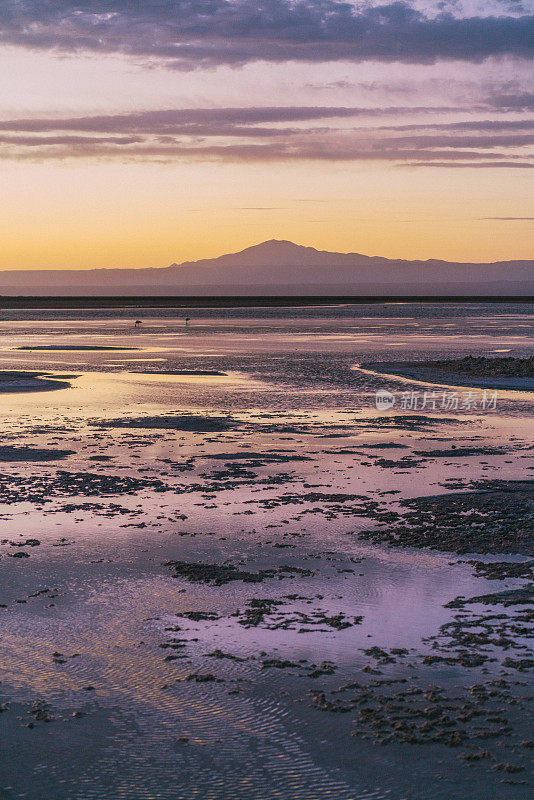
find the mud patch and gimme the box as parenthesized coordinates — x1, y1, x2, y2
(358, 481, 534, 555)
(0, 446, 75, 462)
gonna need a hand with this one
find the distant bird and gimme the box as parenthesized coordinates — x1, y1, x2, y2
(134, 320, 142, 328)
(185, 317, 191, 327)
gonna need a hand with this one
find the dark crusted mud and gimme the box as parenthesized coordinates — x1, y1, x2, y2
(0, 446, 75, 462)
(361, 356, 534, 390)
(0, 470, 170, 504)
(134, 369, 227, 376)
(97, 413, 234, 432)
(358, 480, 534, 555)
(411, 356, 534, 379)
(14, 345, 140, 351)
(0, 370, 75, 392)
(164, 560, 314, 585)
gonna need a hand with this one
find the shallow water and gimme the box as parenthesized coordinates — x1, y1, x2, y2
(0, 303, 532, 799)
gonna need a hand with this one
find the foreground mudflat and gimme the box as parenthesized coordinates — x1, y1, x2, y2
(0, 303, 532, 800)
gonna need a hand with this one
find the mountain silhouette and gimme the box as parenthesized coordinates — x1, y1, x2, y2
(0, 239, 531, 296)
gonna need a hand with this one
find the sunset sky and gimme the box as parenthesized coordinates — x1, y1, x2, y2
(0, 0, 532, 269)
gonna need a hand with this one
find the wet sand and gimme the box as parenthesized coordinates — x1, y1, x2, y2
(0, 303, 532, 800)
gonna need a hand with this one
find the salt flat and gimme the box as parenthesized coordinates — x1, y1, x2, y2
(0, 303, 532, 800)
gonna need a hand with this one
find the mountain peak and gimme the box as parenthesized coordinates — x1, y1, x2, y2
(244, 238, 307, 252)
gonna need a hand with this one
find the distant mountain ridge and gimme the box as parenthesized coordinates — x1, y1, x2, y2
(0, 239, 531, 296)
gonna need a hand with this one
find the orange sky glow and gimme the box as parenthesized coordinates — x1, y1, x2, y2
(0, 2, 532, 270)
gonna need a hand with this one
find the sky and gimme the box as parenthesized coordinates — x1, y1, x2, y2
(0, 0, 532, 269)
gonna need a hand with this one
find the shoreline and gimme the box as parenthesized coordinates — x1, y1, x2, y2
(358, 361, 534, 392)
(0, 295, 533, 309)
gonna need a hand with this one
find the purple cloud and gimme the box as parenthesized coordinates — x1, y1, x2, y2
(0, 1, 532, 67)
